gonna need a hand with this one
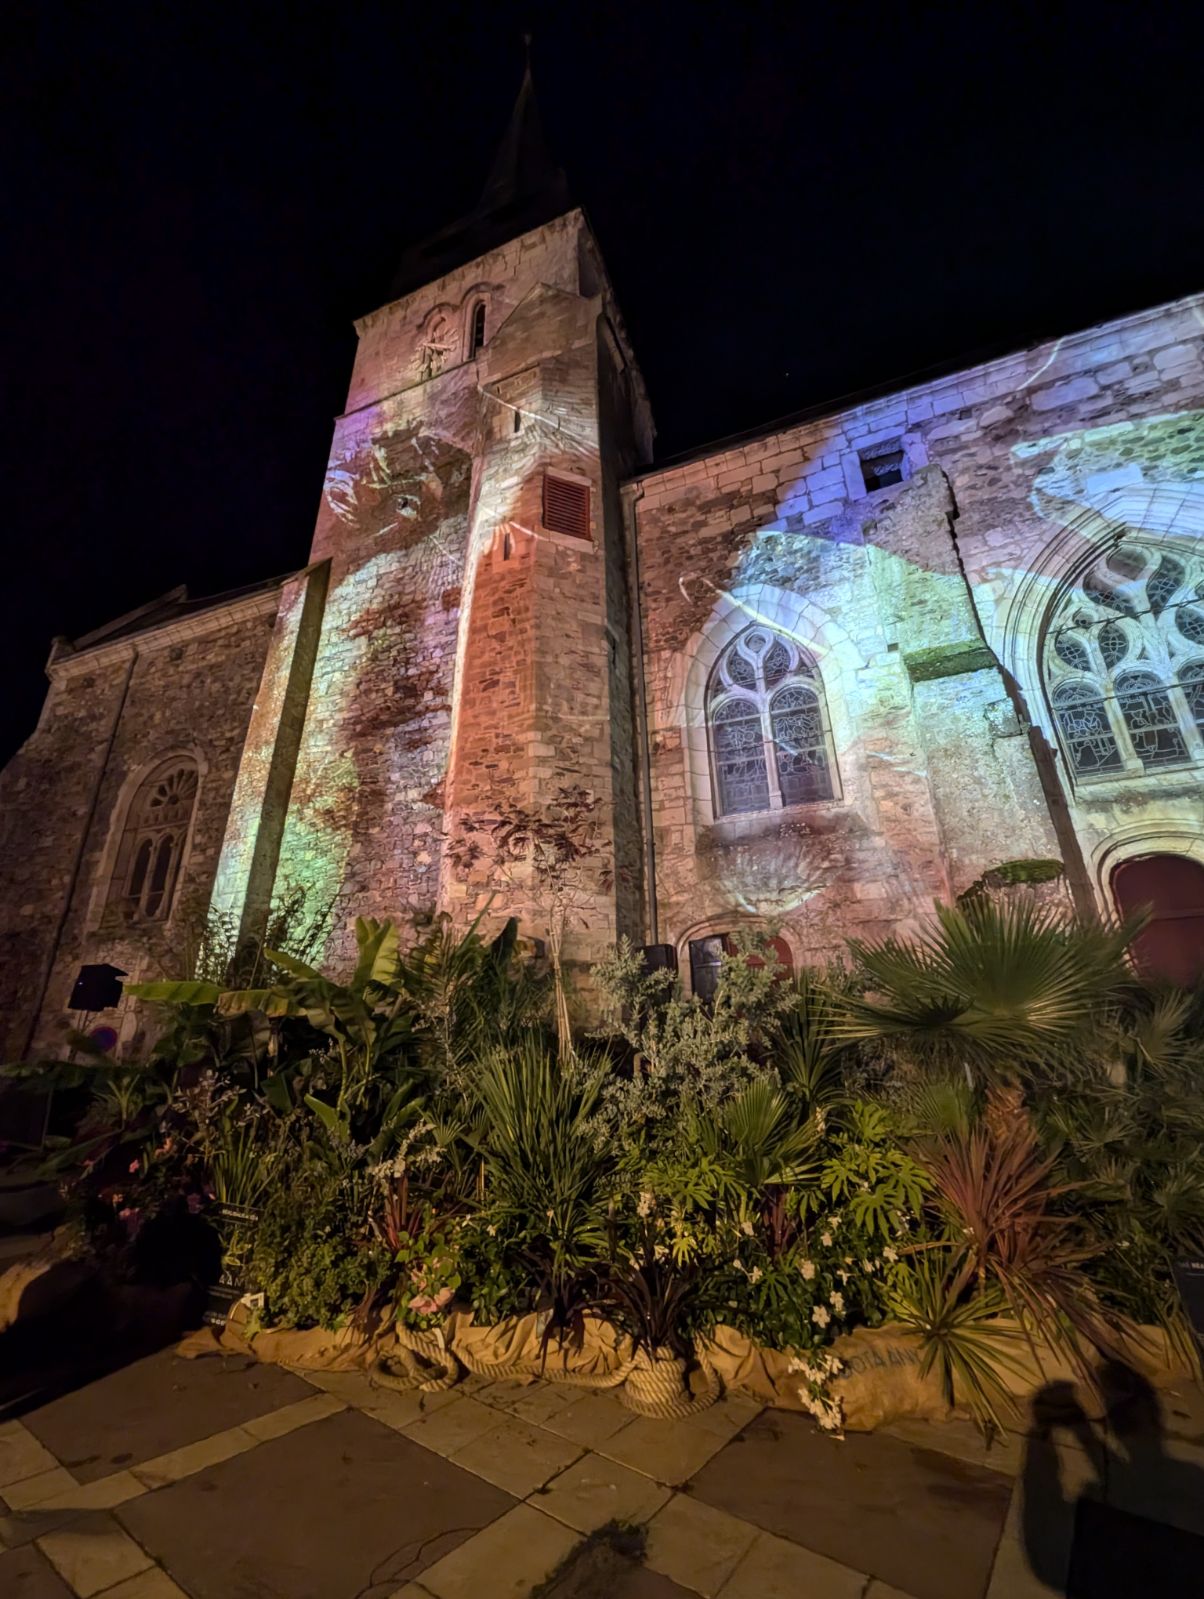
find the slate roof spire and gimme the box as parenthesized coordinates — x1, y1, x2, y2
(476, 39, 569, 216)
(388, 43, 573, 299)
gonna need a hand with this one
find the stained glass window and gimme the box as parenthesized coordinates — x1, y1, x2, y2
(1115, 671, 1188, 767)
(707, 627, 836, 815)
(1177, 606, 1204, 646)
(711, 698, 771, 815)
(771, 683, 834, 804)
(1054, 632, 1092, 672)
(113, 759, 198, 920)
(1147, 555, 1185, 615)
(1043, 539, 1204, 780)
(1098, 621, 1129, 669)
(1051, 683, 1123, 775)
(1181, 663, 1204, 737)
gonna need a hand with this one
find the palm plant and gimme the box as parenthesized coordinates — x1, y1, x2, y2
(468, 1037, 612, 1290)
(838, 897, 1135, 1079)
(400, 913, 550, 1079)
(1032, 991, 1204, 1365)
(771, 968, 851, 1111)
(888, 1256, 1029, 1434)
(660, 1080, 821, 1261)
(920, 1118, 1125, 1383)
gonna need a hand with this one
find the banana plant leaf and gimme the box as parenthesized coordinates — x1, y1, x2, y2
(125, 979, 224, 1007)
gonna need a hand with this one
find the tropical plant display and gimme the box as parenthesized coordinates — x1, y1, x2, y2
(6, 894, 1201, 1432)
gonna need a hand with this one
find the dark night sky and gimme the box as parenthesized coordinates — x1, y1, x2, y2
(3, 1, 1202, 762)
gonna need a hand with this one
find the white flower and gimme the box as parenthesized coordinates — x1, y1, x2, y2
(883, 1246, 898, 1264)
(637, 1190, 655, 1218)
(837, 1269, 849, 1284)
(740, 1219, 755, 1237)
(749, 1266, 763, 1284)
(820, 1231, 833, 1247)
(811, 1304, 831, 1329)
(829, 1291, 845, 1314)
(798, 1259, 816, 1281)
(862, 1258, 875, 1273)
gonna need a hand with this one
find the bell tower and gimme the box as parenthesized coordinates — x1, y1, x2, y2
(210, 59, 654, 976)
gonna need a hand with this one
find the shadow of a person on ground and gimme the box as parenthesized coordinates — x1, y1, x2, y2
(1020, 1363, 1204, 1597)
(1020, 1379, 1113, 1594)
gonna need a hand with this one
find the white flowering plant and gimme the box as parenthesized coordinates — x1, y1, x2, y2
(788, 1347, 846, 1433)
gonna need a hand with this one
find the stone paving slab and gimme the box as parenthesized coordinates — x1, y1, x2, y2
(4, 1342, 1201, 1599)
(0, 1540, 77, 1598)
(687, 1409, 1012, 1599)
(22, 1351, 312, 1482)
(118, 1405, 515, 1599)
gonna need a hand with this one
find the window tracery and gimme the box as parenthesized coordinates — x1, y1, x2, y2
(1044, 540, 1204, 779)
(112, 759, 198, 920)
(707, 627, 836, 816)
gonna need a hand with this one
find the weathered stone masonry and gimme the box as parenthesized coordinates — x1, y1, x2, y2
(0, 586, 280, 1056)
(631, 295, 1204, 975)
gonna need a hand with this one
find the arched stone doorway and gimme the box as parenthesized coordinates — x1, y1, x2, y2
(1112, 854, 1204, 985)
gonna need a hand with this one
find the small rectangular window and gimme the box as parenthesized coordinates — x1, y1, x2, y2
(859, 445, 906, 493)
(542, 473, 591, 540)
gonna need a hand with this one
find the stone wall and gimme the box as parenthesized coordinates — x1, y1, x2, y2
(632, 293, 1204, 979)
(0, 591, 278, 1057)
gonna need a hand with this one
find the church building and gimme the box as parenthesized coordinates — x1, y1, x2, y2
(3, 71, 1204, 1057)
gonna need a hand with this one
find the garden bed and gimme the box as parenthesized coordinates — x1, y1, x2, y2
(6, 897, 1202, 1439)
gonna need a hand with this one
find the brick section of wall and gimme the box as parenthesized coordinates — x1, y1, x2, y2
(633, 294, 1204, 971)
(0, 598, 277, 1056)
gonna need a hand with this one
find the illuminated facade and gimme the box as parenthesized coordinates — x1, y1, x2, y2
(3, 77, 1203, 1055)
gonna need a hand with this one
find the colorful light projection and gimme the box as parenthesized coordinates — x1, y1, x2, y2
(667, 408, 1204, 945)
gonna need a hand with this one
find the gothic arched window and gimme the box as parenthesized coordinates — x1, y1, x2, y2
(1043, 540, 1204, 780)
(707, 627, 836, 816)
(112, 759, 198, 920)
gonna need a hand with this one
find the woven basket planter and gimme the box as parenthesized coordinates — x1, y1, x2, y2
(619, 1346, 719, 1418)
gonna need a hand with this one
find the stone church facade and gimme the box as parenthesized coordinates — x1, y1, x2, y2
(3, 81, 1204, 1056)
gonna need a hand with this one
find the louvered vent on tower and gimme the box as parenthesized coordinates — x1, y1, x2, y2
(542, 473, 591, 540)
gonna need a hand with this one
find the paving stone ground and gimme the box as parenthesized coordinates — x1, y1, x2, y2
(1, 1347, 1201, 1598)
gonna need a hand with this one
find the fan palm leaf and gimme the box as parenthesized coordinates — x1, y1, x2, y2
(838, 898, 1135, 1074)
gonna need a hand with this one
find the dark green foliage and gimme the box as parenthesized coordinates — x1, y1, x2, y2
(251, 1154, 390, 1329)
(11, 894, 1201, 1421)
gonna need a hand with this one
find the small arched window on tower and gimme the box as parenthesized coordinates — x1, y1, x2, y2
(112, 758, 198, 921)
(706, 627, 837, 817)
(468, 301, 487, 359)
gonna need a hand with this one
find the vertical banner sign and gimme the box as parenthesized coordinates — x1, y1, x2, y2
(203, 1203, 261, 1327)
(1172, 1258, 1204, 1354)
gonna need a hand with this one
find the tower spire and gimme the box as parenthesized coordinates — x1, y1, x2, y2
(475, 37, 568, 215)
(388, 45, 572, 298)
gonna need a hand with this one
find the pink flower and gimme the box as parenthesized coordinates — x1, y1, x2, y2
(407, 1285, 454, 1318)
(128, 1159, 140, 1174)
